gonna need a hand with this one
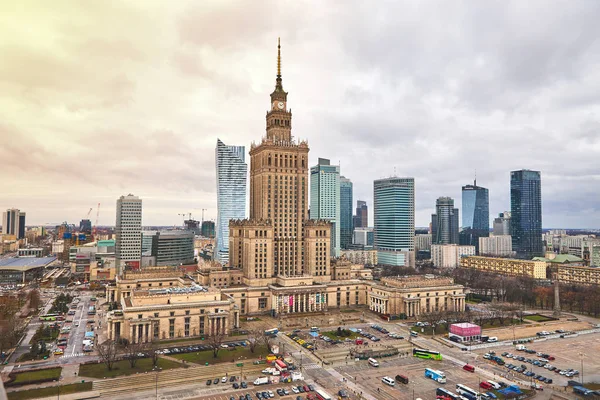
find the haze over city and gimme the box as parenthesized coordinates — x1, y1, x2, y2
(1, 0, 599, 228)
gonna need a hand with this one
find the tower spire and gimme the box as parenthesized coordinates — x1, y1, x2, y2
(277, 37, 281, 78)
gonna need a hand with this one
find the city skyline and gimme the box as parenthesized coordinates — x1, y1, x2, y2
(2, 1, 600, 228)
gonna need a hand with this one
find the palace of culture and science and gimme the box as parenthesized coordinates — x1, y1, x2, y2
(105, 41, 466, 344)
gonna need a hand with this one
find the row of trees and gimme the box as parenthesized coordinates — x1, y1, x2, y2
(49, 293, 73, 314)
(0, 295, 26, 359)
(96, 329, 273, 371)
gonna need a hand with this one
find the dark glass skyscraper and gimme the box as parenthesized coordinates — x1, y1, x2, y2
(340, 176, 353, 250)
(460, 181, 489, 251)
(432, 197, 459, 245)
(510, 170, 543, 258)
(353, 200, 368, 228)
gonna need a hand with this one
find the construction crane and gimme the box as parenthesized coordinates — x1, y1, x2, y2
(177, 213, 186, 226)
(84, 207, 93, 219)
(201, 208, 207, 224)
(92, 203, 100, 240)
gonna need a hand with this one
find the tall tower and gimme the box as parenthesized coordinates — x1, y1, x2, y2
(234, 38, 330, 280)
(215, 139, 247, 264)
(115, 194, 142, 275)
(2, 209, 25, 239)
(432, 197, 459, 245)
(339, 177, 353, 250)
(510, 170, 543, 258)
(373, 177, 415, 267)
(460, 180, 489, 252)
(310, 158, 341, 257)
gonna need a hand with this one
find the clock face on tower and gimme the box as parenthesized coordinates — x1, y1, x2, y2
(277, 101, 285, 110)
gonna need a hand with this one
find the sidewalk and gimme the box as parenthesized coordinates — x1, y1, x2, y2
(325, 367, 377, 400)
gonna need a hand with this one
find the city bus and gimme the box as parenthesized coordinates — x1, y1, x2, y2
(413, 348, 443, 360)
(456, 384, 479, 400)
(436, 387, 461, 400)
(39, 314, 59, 321)
(425, 368, 446, 383)
(264, 328, 278, 336)
(275, 359, 288, 372)
(314, 389, 332, 400)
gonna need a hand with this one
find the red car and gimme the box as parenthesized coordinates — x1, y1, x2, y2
(303, 385, 310, 392)
(479, 382, 493, 390)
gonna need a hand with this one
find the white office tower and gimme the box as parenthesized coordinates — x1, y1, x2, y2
(115, 194, 142, 275)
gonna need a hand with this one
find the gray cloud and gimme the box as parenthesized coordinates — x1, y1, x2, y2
(0, 0, 598, 228)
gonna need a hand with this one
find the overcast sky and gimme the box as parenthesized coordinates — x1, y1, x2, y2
(1, 0, 599, 228)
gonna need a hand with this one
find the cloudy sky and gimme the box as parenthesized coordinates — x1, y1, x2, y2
(1, 0, 599, 228)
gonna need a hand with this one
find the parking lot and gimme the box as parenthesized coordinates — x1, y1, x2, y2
(473, 333, 600, 387)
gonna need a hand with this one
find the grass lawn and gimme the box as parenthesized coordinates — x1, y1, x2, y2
(8, 368, 62, 386)
(170, 345, 270, 365)
(16, 351, 51, 363)
(321, 330, 361, 340)
(481, 319, 524, 329)
(523, 314, 554, 322)
(78, 357, 182, 379)
(7, 382, 93, 400)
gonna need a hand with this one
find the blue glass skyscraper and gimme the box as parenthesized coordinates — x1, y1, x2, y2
(432, 197, 459, 245)
(510, 169, 543, 258)
(340, 177, 353, 250)
(215, 139, 247, 264)
(374, 177, 415, 267)
(460, 181, 489, 252)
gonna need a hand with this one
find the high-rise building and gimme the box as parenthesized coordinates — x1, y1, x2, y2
(79, 219, 92, 234)
(479, 235, 513, 257)
(310, 158, 340, 257)
(510, 170, 543, 258)
(493, 212, 511, 236)
(115, 194, 142, 274)
(432, 197, 459, 245)
(431, 244, 476, 268)
(2, 209, 25, 239)
(460, 181, 489, 252)
(215, 139, 247, 264)
(340, 177, 353, 250)
(142, 230, 195, 266)
(373, 177, 415, 267)
(415, 234, 432, 251)
(353, 200, 368, 228)
(201, 220, 215, 238)
(229, 39, 331, 282)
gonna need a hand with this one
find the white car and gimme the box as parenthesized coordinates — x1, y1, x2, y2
(267, 391, 274, 398)
(221, 377, 227, 383)
(292, 387, 300, 394)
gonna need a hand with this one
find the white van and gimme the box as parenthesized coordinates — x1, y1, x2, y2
(488, 336, 498, 342)
(382, 376, 395, 386)
(516, 345, 526, 351)
(487, 380, 501, 390)
(368, 358, 379, 367)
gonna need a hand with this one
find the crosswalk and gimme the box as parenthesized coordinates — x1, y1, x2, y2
(61, 353, 85, 358)
(301, 363, 320, 370)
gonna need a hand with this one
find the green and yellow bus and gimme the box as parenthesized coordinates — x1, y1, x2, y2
(413, 348, 443, 360)
(39, 314, 60, 321)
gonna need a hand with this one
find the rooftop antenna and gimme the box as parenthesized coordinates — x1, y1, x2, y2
(474, 169, 477, 187)
(394, 166, 397, 176)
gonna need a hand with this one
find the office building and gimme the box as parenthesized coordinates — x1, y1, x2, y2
(460, 181, 489, 251)
(373, 177, 415, 267)
(353, 200, 368, 228)
(493, 212, 511, 236)
(415, 234, 432, 251)
(353, 227, 374, 248)
(310, 158, 341, 257)
(2, 209, 26, 239)
(432, 197, 459, 245)
(115, 194, 142, 274)
(340, 176, 353, 250)
(510, 170, 543, 258)
(79, 219, 92, 234)
(479, 235, 513, 257)
(141, 231, 194, 266)
(431, 244, 476, 268)
(201, 220, 215, 238)
(215, 139, 247, 264)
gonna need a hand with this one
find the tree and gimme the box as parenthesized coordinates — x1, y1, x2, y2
(123, 340, 147, 368)
(27, 289, 41, 311)
(208, 332, 226, 358)
(0, 295, 26, 357)
(247, 329, 263, 354)
(97, 340, 120, 371)
(147, 340, 160, 368)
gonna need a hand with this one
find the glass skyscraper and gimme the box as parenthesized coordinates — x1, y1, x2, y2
(373, 177, 415, 267)
(215, 139, 247, 264)
(339, 176, 353, 250)
(431, 197, 459, 245)
(510, 169, 543, 258)
(460, 181, 489, 252)
(310, 158, 340, 257)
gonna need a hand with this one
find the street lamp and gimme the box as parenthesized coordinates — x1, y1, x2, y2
(153, 366, 162, 400)
(579, 352, 584, 385)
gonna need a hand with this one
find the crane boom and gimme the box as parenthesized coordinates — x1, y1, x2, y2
(93, 203, 100, 239)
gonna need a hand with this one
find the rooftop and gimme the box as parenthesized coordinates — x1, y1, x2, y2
(0, 256, 57, 271)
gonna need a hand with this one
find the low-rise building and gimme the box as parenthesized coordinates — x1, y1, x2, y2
(431, 244, 475, 268)
(340, 249, 377, 266)
(556, 265, 600, 286)
(0, 256, 57, 286)
(479, 235, 513, 257)
(459, 256, 547, 279)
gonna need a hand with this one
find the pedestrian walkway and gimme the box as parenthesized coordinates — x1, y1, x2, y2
(324, 367, 377, 400)
(62, 353, 86, 359)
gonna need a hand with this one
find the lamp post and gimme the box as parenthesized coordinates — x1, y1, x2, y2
(153, 366, 162, 400)
(579, 352, 584, 385)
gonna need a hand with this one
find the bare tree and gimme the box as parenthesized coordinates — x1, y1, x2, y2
(208, 332, 226, 359)
(123, 340, 147, 368)
(147, 340, 160, 368)
(422, 310, 444, 337)
(247, 329, 263, 354)
(97, 340, 120, 371)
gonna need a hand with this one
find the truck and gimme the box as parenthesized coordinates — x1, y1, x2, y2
(253, 376, 269, 386)
(424, 368, 446, 383)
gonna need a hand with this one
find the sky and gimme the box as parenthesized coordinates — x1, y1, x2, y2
(1, 0, 599, 228)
